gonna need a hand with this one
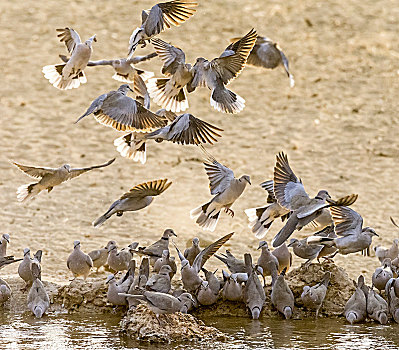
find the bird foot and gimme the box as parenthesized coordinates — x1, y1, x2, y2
(116, 212, 123, 217)
(322, 256, 335, 264)
(224, 208, 234, 217)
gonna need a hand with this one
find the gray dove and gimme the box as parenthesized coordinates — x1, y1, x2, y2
(215, 250, 247, 274)
(308, 206, 378, 256)
(93, 179, 172, 228)
(153, 249, 177, 278)
(313, 225, 337, 261)
(386, 278, 399, 323)
(43, 28, 96, 90)
(27, 262, 49, 318)
(197, 280, 219, 306)
(59, 52, 157, 83)
(106, 261, 135, 306)
(272, 152, 358, 247)
(288, 238, 323, 267)
(13, 158, 115, 202)
(344, 275, 367, 324)
(66, 241, 93, 280)
(271, 268, 294, 319)
(146, 265, 172, 293)
(301, 272, 331, 318)
(272, 243, 292, 274)
(191, 150, 251, 231)
(245, 180, 290, 239)
(372, 258, 393, 292)
(18, 248, 34, 289)
(184, 237, 201, 266)
(202, 267, 221, 294)
(175, 232, 233, 292)
(0, 256, 22, 270)
(366, 287, 389, 325)
(243, 253, 266, 320)
(88, 241, 114, 272)
(119, 291, 195, 317)
(127, 258, 150, 308)
(232, 35, 294, 87)
(107, 242, 132, 272)
(257, 241, 279, 286)
(0, 234, 10, 258)
(128, 0, 198, 55)
(374, 239, 399, 264)
(0, 278, 11, 305)
(221, 270, 242, 301)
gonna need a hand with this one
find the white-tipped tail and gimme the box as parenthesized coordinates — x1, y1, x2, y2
(306, 236, 334, 246)
(210, 87, 245, 114)
(42, 65, 86, 90)
(17, 183, 41, 202)
(128, 27, 143, 57)
(114, 135, 146, 164)
(147, 78, 189, 113)
(190, 202, 221, 232)
(245, 206, 275, 239)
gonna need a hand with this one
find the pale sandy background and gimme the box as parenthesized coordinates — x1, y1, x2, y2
(0, 0, 398, 283)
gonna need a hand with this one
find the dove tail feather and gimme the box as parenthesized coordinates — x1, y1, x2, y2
(245, 205, 275, 239)
(210, 87, 245, 114)
(190, 201, 221, 232)
(17, 183, 42, 202)
(42, 64, 86, 90)
(114, 135, 146, 164)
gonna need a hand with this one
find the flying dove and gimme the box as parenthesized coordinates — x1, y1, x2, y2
(153, 250, 177, 278)
(88, 241, 115, 272)
(257, 241, 279, 286)
(185, 29, 257, 113)
(271, 267, 294, 319)
(134, 229, 177, 265)
(307, 206, 378, 256)
(119, 291, 195, 317)
(27, 262, 50, 318)
(386, 278, 399, 323)
(374, 239, 399, 264)
(366, 287, 389, 325)
(215, 250, 247, 274)
(184, 237, 201, 266)
(13, 158, 115, 202)
(191, 149, 251, 231)
(0, 256, 22, 270)
(106, 261, 135, 306)
(243, 253, 266, 320)
(197, 280, 219, 306)
(312, 224, 338, 261)
(67, 241, 93, 280)
(287, 238, 323, 267)
(372, 258, 393, 292)
(43, 28, 96, 90)
(107, 242, 132, 272)
(272, 152, 358, 247)
(271, 243, 292, 274)
(232, 35, 294, 87)
(128, 0, 198, 55)
(221, 270, 242, 301)
(301, 272, 331, 318)
(0, 278, 11, 305)
(245, 180, 290, 239)
(175, 232, 233, 292)
(59, 52, 157, 83)
(344, 275, 367, 324)
(0, 234, 10, 258)
(145, 265, 172, 293)
(93, 179, 172, 228)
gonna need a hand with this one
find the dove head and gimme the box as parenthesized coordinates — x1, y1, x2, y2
(283, 306, 293, 319)
(128, 242, 139, 250)
(118, 84, 134, 95)
(73, 240, 80, 249)
(288, 238, 299, 248)
(257, 241, 268, 250)
(62, 164, 71, 172)
(160, 265, 172, 275)
(85, 34, 97, 46)
(315, 190, 330, 201)
(251, 306, 261, 320)
(302, 285, 311, 295)
(108, 244, 117, 253)
(240, 175, 251, 185)
(2, 234, 10, 243)
(193, 237, 199, 246)
(23, 248, 31, 256)
(363, 227, 378, 237)
(163, 229, 177, 238)
(0, 285, 8, 294)
(34, 305, 45, 318)
(162, 249, 169, 258)
(378, 311, 388, 325)
(394, 239, 399, 246)
(107, 240, 116, 249)
(105, 274, 115, 284)
(200, 280, 209, 290)
(346, 311, 357, 324)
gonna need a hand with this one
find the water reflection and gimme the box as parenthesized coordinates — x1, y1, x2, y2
(1, 311, 399, 350)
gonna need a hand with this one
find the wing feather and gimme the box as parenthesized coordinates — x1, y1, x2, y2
(120, 179, 172, 199)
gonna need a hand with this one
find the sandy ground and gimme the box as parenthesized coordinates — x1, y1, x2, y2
(0, 0, 399, 285)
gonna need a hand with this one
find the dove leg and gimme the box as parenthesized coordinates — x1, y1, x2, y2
(224, 208, 235, 217)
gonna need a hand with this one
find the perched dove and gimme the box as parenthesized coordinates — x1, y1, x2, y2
(146, 265, 172, 293)
(386, 278, 399, 323)
(0, 278, 11, 305)
(344, 275, 367, 324)
(366, 287, 389, 325)
(13, 158, 115, 202)
(66, 241, 93, 280)
(197, 280, 219, 306)
(288, 238, 323, 267)
(271, 267, 294, 319)
(184, 237, 201, 266)
(106, 261, 135, 306)
(374, 239, 399, 264)
(0, 234, 10, 258)
(202, 268, 221, 294)
(128, 0, 198, 55)
(191, 150, 251, 231)
(186, 29, 257, 113)
(18, 248, 34, 289)
(372, 258, 393, 292)
(221, 270, 242, 301)
(153, 250, 177, 278)
(93, 179, 172, 228)
(243, 253, 266, 319)
(272, 152, 358, 247)
(107, 243, 132, 272)
(175, 232, 233, 292)
(88, 241, 114, 272)
(27, 262, 49, 318)
(301, 272, 331, 318)
(215, 250, 247, 274)
(308, 206, 378, 256)
(43, 28, 96, 90)
(245, 180, 290, 239)
(257, 241, 279, 286)
(272, 243, 292, 274)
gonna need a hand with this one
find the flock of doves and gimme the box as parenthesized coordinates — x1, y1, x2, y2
(2, 0, 399, 328)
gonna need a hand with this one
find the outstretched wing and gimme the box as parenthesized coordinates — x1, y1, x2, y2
(120, 179, 172, 199)
(330, 206, 363, 237)
(151, 38, 186, 75)
(56, 28, 81, 53)
(260, 180, 276, 203)
(68, 158, 116, 180)
(12, 162, 57, 178)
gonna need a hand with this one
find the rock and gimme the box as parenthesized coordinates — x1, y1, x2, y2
(120, 304, 226, 343)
